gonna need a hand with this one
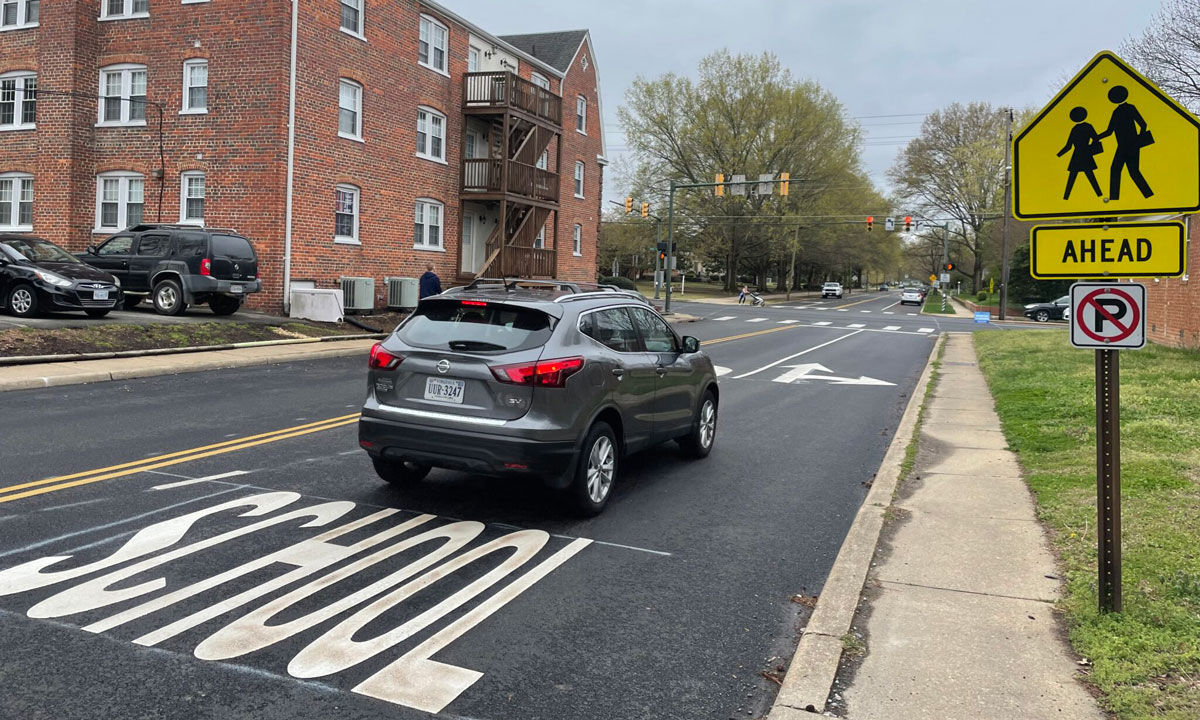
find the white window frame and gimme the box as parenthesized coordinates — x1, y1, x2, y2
(334, 184, 360, 245)
(530, 72, 550, 90)
(534, 225, 545, 250)
(574, 161, 585, 198)
(97, 64, 148, 127)
(468, 46, 480, 73)
(573, 224, 582, 256)
(100, 0, 148, 20)
(339, 0, 364, 39)
(536, 149, 548, 170)
(416, 106, 447, 164)
(338, 78, 362, 142)
(93, 171, 145, 233)
(418, 14, 449, 76)
(414, 198, 445, 251)
(0, 0, 38, 31)
(181, 59, 208, 114)
(0, 71, 35, 131)
(0, 172, 33, 231)
(576, 95, 587, 134)
(179, 171, 205, 225)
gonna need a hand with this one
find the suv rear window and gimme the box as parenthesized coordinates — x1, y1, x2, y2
(397, 299, 554, 353)
(211, 234, 255, 260)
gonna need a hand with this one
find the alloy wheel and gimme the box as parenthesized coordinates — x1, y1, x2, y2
(11, 288, 33, 315)
(586, 435, 615, 504)
(157, 285, 178, 310)
(699, 400, 716, 449)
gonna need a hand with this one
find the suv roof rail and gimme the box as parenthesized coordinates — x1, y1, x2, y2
(553, 289, 646, 303)
(461, 277, 628, 295)
(125, 223, 242, 235)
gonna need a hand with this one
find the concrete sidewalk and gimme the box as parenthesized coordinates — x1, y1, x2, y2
(840, 333, 1101, 720)
(931, 292, 975, 319)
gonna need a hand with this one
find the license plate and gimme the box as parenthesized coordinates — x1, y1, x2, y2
(230, 285, 244, 294)
(424, 377, 465, 404)
(94, 290, 109, 301)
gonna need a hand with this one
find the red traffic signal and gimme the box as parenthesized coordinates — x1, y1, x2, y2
(904, 216, 912, 232)
(866, 216, 874, 231)
(944, 262, 955, 272)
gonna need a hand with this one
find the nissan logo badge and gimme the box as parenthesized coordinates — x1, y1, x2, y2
(437, 360, 451, 374)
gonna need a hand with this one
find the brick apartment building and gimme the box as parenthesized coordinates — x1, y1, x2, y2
(0, 0, 607, 312)
(1143, 218, 1199, 349)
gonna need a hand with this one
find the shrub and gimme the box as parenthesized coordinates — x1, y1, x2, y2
(600, 276, 637, 291)
(976, 290, 989, 302)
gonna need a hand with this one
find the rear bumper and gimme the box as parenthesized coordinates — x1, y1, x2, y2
(182, 276, 262, 302)
(359, 413, 578, 484)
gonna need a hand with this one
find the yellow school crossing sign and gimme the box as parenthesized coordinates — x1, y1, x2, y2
(1013, 51, 1200, 220)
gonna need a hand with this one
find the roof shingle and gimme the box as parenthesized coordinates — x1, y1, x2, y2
(498, 30, 588, 73)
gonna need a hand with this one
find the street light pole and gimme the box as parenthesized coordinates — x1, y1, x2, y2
(999, 107, 1014, 321)
(665, 182, 676, 313)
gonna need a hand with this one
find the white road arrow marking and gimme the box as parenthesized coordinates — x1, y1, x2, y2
(714, 365, 732, 377)
(771, 363, 896, 386)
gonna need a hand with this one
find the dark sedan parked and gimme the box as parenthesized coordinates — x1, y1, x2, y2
(1023, 295, 1070, 323)
(0, 235, 122, 318)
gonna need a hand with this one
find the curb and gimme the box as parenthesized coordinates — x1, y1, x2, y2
(768, 333, 945, 719)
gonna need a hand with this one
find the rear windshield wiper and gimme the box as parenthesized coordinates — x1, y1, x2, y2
(448, 340, 506, 351)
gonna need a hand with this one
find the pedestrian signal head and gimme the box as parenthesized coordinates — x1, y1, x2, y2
(866, 216, 874, 231)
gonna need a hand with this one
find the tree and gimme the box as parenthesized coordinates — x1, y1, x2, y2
(888, 103, 1009, 292)
(1123, 0, 1200, 113)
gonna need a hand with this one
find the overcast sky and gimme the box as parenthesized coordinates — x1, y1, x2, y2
(446, 0, 1163, 202)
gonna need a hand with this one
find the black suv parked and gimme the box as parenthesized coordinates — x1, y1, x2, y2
(79, 224, 261, 315)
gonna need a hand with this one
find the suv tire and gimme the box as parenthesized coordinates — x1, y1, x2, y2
(210, 295, 241, 316)
(678, 390, 717, 458)
(153, 279, 187, 316)
(372, 457, 431, 484)
(568, 421, 618, 516)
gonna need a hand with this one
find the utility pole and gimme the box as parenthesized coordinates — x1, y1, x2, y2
(786, 224, 799, 301)
(999, 107, 1014, 320)
(941, 222, 950, 312)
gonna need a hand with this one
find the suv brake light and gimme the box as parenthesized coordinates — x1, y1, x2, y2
(369, 343, 404, 370)
(200, 258, 212, 276)
(491, 356, 584, 388)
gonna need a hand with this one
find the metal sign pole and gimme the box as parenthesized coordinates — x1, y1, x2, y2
(1096, 347, 1122, 613)
(665, 183, 675, 314)
(653, 222, 662, 301)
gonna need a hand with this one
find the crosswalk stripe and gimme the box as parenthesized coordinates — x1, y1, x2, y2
(860, 310, 871, 313)
(918, 328, 935, 333)
(714, 316, 735, 321)
(778, 319, 800, 324)
(746, 318, 768, 323)
(814, 321, 833, 326)
(883, 311, 895, 315)
(836, 309, 849, 312)
(883, 325, 901, 331)
(907, 313, 917, 316)
(848, 323, 866, 328)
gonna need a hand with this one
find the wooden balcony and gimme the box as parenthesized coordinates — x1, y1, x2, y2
(462, 158, 559, 204)
(485, 242, 557, 278)
(463, 71, 562, 127)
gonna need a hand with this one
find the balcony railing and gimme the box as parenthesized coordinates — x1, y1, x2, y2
(463, 71, 562, 126)
(462, 159, 559, 203)
(485, 242, 557, 278)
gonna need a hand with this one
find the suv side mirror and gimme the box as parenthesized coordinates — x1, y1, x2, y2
(682, 336, 700, 353)
(86, 244, 98, 255)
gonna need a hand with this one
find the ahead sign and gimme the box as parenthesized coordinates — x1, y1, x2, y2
(1031, 221, 1186, 279)
(1070, 282, 1146, 349)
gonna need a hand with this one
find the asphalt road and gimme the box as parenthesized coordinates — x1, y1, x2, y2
(0, 292, 1058, 720)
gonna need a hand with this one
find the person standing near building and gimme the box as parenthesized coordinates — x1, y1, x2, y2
(419, 264, 442, 299)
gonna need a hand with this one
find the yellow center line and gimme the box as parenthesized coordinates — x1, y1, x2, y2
(0, 418, 360, 505)
(702, 324, 804, 346)
(831, 295, 888, 309)
(0, 413, 362, 497)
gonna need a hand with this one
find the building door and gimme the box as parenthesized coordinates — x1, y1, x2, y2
(461, 214, 488, 275)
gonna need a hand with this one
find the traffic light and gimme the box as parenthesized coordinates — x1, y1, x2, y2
(945, 262, 955, 272)
(641, 202, 649, 218)
(779, 172, 789, 196)
(866, 216, 874, 231)
(624, 197, 633, 214)
(715, 173, 725, 197)
(659, 251, 667, 262)
(904, 216, 912, 232)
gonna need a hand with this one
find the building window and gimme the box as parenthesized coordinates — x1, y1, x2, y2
(416, 107, 446, 162)
(574, 161, 584, 198)
(468, 46, 480, 73)
(0, 173, 32, 231)
(181, 59, 207, 113)
(537, 150, 548, 170)
(101, 0, 148, 19)
(1, 0, 38, 29)
(573, 224, 582, 256)
(98, 64, 147, 126)
(414, 199, 443, 249)
(180, 171, 205, 224)
(338, 79, 361, 140)
(418, 14, 448, 74)
(534, 225, 545, 249)
(576, 96, 586, 134)
(335, 184, 359, 243)
(531, 72, 550, 90)
(94, 172, 144, 231)
(340, 0, 362, 36)
(0, 72, 35, 130)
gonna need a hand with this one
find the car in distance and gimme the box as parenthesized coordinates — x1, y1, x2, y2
(822, 282, 843, 299)
(358, 280, 719, 515)
(0, 234, 122, 318)
(878, 283, 889, 291)
(79, 224, 260, 316)
(899, 287, 924, 306)
(1023, 295, 1070, 323)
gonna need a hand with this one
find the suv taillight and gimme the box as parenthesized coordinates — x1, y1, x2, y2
(491, 357, 584, 388)
(369, 343, 403, 370)
(200, 258, 212, 276)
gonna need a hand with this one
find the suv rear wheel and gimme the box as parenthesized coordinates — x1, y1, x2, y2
(210, 295, 241, 316)
(372, 458, 431, 484)
(568, 421, 618, 516)
(153, 279, 187, 316)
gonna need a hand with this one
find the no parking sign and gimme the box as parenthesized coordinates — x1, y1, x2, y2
(1070, 282, 1146, 349)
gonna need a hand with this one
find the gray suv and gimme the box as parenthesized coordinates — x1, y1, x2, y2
(358, 280, 719, 515)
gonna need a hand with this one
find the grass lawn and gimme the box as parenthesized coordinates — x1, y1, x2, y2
(633, 280, 734, 300)
(921, 291, 957, 314)
(974, 331, 1200, 719)
(962, 291, 1027, 312)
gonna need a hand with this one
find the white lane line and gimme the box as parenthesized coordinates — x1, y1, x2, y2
(145, 470, 194, 480)
(733, 330, 864, 379)
(883, 311, 895, 315)
(883, 301, 900, 310)
(814, 321, 833, 326)
(907, 313, 918, 316)
(778, 319, 800, 324)
(37, 498, 109, 513)
(847, 323, 866, 328)
(746, 318, 768, 323)
(338, 450, 359, 456)
(883, 325, 902, 331)
(151, 470, 251, 491)
(860, 310, 872, 313)
(836, 309, 849, 312)
(714, 316, 736, 321)
(918, 328, 935, 333)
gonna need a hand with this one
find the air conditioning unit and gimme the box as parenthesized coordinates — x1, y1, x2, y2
(340, 276, 375, 312)
(385, 277, 420, 309)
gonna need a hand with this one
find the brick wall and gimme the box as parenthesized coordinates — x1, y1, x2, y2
(1143, 217, 1200, 349)
(555, 36, 604, 284)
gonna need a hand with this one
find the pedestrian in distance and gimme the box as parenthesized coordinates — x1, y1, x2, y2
(738, 285, 748, 304)
(1096, 85, 1154, 200)
(418, 263, 442, 299)
(1057, 106, 1104, 200)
